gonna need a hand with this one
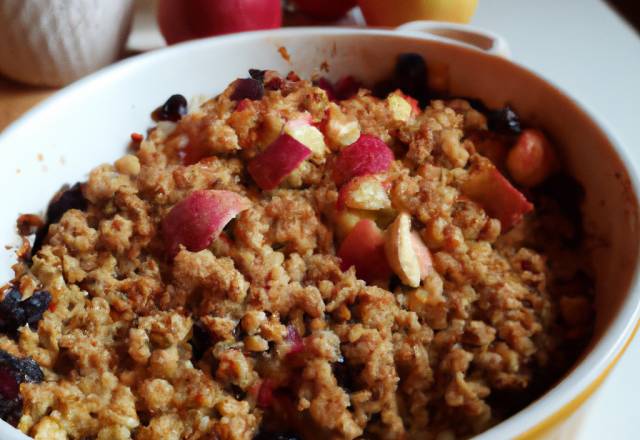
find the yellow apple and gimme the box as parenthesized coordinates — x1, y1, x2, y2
(357, 0, 479, 27)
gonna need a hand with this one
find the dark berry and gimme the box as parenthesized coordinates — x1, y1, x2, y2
(331, 355, 354, 394)
(189, 320, 215, 361)
(231, 78, 265, 102)
(31, 183, 88, 259)
(253, 429, 305, 440)
(392, 53, 429, 106)
(0, 349, 44, 426)
(335, 76, 362, 101)
(317, 78, 337, 102)
(0, 368, 19, 400)
(47, 182, 88, 225)
(0, 288, 52, 337)
(156, 94, 188, 122)
(249, 69, 266, 83)
(486, 107, 522, 134)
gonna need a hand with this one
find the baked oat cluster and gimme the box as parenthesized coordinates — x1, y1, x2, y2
(1, 56, 594, 440)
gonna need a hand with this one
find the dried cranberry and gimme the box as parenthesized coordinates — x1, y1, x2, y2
(0, 349, 44, 426)
(156, 94, 188, 122)
(317, 78, 337, 102)
(284, 325, 304, 354)
(0, 369, 19, 400)
(0, 288, 52, 337)
(231, 78, 264, 102)
(257, 378, 277, 408)
(334, 76, 362, 101)
(253, 430, 305, 440)
(31, 182, 88, 258)
(249, 69, 266, 83)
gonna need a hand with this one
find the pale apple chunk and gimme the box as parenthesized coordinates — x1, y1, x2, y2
(506, 129, 559, 188)
(388, 89, 421, 122)
(337, 175, 391, 211)
(284, 114, 328, 159)
(461, 156, 534, 232)
(385, 212, 421, 287)
(388, 93, 413, 122)
(162, 189, 251, 257)
(326, 103, 361, 147)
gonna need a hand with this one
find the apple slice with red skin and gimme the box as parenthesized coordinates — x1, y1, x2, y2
(332, 134, 394, 187)
(411, 231, 433, 280)
(162, 189, 251, 257)
(384, 212, 433, 287)
(337, 218, 392, 284)
(247, 133, 312, 190)
(461, 157, 533, 232)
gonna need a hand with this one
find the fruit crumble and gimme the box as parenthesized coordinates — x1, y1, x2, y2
(0, 55, 594, 440)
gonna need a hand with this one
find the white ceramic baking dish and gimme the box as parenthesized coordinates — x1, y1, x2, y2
(0, 25, 638, 440)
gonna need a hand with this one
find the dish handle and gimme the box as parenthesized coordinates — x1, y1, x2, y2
(395, 21, 510, 59)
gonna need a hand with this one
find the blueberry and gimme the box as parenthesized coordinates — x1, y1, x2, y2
(331, 355, 355, 394)
(0, 349, 44, 426)
(393, 53, 429, 105)
(189, 320, 215, 361)
(485, 107, 522, 134)
(31, 182, 88, 259)
(0, 288, 52, 337)
(46, 183, 88, 225)
(156, 94, 188, 122)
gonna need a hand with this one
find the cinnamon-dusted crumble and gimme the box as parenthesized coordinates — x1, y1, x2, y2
(1, 56, 593, 440)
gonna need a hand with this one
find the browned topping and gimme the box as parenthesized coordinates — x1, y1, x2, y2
(2, 70, 593, 440)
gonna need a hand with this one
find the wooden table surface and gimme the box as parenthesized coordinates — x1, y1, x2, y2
(0, 75, 56, 133)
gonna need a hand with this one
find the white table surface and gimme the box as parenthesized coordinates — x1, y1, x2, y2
(128, 1, 640, 438)
(470, 1, 640, 439)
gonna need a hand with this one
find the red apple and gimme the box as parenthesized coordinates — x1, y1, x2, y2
(162, 189, 251, 257)
(247, 134, 313, 190)
(461, 158, 534, 232)
(332, 134, 395, 187)
(158, 0, 282, 45)
(337, 219, 392, 284)
(506, 129, 559, 188)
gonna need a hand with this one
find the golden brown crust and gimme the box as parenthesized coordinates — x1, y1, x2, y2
(5, 73, 594, 440)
